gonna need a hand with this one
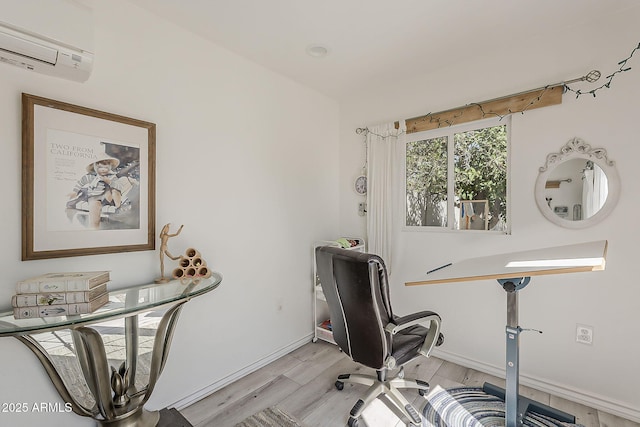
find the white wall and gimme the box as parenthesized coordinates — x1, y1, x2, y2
(339, 5, 640, 421)
(0, 1, 339, 426)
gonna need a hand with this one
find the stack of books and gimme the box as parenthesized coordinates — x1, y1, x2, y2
(12, 271, 110, 319)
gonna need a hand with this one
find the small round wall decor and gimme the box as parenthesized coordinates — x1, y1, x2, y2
(354, 175, 367, 195)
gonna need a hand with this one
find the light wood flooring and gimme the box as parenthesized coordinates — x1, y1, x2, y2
(181, 340, 639, 427)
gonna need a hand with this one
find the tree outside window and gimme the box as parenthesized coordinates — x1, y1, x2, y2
(405, 119, 509, 232)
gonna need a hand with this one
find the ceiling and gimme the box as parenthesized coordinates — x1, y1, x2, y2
(127, 0, 639, 101)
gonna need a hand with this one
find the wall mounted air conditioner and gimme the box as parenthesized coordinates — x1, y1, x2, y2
(0, 22, 93, 83)
(0, 0, 94, 82)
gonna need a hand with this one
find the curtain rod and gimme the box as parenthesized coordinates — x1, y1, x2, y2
(355, 70, 600, 135)
(399, 70, 600, 132)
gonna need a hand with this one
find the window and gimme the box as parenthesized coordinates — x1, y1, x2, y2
(405, 117, 509, 232)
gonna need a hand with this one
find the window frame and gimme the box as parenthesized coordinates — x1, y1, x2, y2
(402, 115, 511, 234)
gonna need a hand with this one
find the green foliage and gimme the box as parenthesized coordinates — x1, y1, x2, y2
(454, 125, 507, 228)
(406, 137, 447, 226)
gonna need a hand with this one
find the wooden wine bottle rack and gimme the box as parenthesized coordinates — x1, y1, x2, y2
(172, 248, 212, 283)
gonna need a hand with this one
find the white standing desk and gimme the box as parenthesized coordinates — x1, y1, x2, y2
(406, 240, 607, 427)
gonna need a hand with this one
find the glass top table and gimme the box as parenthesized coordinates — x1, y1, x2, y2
(0, 273, 222, 337)
(0, 273, 222, 427)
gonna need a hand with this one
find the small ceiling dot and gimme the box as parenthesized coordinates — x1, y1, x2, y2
(306, 44, 329, 58)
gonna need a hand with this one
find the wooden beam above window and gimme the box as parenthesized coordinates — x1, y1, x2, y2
(399, 85, 563, 134)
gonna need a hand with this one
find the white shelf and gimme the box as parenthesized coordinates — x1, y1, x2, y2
(315, 325, 335, 344)
(312, 237, 365, 344)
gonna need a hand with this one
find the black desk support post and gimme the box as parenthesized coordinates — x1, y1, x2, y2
(482, 277, 576, 427)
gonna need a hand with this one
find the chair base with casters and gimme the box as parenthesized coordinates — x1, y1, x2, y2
(333, 328, 445, 427)
(336, 366, 429, 427)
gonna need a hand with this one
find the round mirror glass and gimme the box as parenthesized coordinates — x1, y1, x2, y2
(535, 138, 619, 229)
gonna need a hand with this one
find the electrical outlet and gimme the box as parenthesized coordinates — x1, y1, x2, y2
(358, 202, 367, 216)
(576, 324, 593, 345)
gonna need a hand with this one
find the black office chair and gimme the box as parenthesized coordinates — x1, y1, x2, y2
(315, 246, 443, 427)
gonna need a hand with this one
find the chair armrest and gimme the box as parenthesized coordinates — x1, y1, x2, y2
(385, 311, 442, 358)
(385, 311, 440, 335)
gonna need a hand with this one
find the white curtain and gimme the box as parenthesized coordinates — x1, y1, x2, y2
(582, 166, 609, 218)
(366, 121, 406, 272)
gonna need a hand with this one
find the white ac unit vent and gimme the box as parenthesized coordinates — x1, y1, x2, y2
(0, 22, 93, 82)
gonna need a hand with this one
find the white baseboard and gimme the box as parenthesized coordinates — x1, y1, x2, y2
(433, 348, 640, 423)
(170, 333, 313, 410)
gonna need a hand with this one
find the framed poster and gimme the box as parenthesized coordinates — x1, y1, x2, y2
(22, 93, 156, 260)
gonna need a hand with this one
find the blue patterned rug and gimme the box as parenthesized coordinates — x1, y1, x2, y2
(422, 386, 585, 427)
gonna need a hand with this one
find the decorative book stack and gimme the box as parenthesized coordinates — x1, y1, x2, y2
(12, 271, 110, 319)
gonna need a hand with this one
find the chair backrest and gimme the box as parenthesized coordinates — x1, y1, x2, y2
(315, 246, 394, 370)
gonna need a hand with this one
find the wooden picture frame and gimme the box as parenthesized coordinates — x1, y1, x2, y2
(22, 93, 156, 260)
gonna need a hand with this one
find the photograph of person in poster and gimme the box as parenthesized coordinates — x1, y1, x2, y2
(46, 129, 141, 231)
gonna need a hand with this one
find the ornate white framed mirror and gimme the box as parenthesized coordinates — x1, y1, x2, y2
(535, 137, 620, 229)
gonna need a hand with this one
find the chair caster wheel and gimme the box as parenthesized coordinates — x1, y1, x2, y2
(347, 416, 359, 427)
(417, 379, 429, 397)
(335, 380, 344, 390)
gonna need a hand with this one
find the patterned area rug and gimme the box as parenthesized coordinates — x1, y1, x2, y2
(235, 406, 302, 427)
(422, 386, 585, 427)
